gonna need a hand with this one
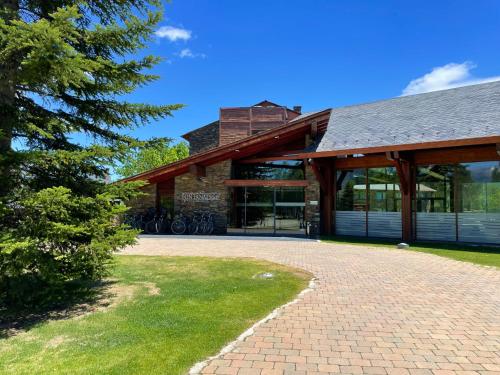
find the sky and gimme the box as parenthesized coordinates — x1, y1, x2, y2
(109, 0, 500, 144)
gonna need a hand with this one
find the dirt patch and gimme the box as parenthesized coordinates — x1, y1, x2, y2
(45, 335, 73, 348)
(136, 282, 161, 296)
(0, 281, 138, 338)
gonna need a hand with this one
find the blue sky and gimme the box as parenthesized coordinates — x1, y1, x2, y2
(118, 0, 500, 143)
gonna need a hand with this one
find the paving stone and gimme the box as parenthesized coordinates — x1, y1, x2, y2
(124, 237, 500, 375)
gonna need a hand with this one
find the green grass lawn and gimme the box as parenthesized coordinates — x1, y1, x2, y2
(321, 236, 500, 267)
(0, 256, 310, 375)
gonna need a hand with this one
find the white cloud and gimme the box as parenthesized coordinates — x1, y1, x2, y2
(402, 62, 500, 96)
(154, 26, 192, 41)
(177, 48, 206, 59)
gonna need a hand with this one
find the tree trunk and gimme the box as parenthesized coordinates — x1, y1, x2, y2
(0, 0, 19, 198)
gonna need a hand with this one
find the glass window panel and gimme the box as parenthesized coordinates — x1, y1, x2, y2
(415, 165, 455, 213)
(276, 187, 305, 203)
(336, 169, 367, 211)
(233, 160, 304, 180)
(458, 161, 500, 213)
(367, 167, 401, 212)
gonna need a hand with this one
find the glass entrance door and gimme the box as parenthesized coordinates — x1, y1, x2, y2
(244, 187, 275, 234)
(230, 186, 306, 235)
(275, 187, 305, 235)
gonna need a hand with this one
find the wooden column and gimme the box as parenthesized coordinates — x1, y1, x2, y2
(400, 160, 413, 242)
(322, 163, 333, 235)
(387, 152, 414, 242)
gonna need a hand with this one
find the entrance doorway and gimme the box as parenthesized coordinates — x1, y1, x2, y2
(229, 186, 306, 235)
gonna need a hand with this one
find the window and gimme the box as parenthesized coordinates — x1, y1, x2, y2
(457, 161, 500, 213)
(367, 167, 401, 212)
(336, 169, 367, 211)
(416, 165, 455, 213)
(233, 160, 304, 180)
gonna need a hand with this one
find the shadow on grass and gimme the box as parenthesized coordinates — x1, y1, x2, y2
(0, 279, 117, 339)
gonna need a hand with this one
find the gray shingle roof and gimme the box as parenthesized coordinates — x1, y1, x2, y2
(316, 81, 500, 153)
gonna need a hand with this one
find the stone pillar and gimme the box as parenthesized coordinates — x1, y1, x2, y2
(174, 160, 231, 234)
(304, 163, 321, 235)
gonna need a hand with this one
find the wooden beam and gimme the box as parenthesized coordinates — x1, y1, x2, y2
(309, 161, 328, 192)
(400, 160, 413, 242)
(336, 154, 393, 169)
(295, 136, 500, 159)
(311, 120, 318, 140)
(189, 164, 206, 177)
(223, 179, 309, 187)
(414, 144, 500, 165)
(322, 164, 333, 235)
(331, 161, 337, 235)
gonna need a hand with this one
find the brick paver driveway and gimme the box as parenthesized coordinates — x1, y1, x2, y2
(123, 236, 500, 375)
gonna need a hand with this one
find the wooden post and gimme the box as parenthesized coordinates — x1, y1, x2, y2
(322, 163, 333, 235)
(388, 151, 414, 242)
(331, 160, 337, 235)
(400, 160, 413, 242)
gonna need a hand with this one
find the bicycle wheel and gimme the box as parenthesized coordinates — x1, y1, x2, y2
(171, 219, 186, 235)
(145, 220, 156, 234)
(205, 221, 214, 235)
(188, 221, 198, 235)
(197, 221, 207, 235)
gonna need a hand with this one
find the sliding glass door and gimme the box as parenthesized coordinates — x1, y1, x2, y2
(229, 186, 305, 235)
(244, 187, 275, 234)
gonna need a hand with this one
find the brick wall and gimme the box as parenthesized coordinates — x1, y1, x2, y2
(126, 183, 157, 214)
(304, 164, 321, 235)
(186, 121, 219, 155)
(174, 160, 231, 234)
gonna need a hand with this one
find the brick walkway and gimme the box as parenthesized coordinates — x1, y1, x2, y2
(123, 236, 500, 375)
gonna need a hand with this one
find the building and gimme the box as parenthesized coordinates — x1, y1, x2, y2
(122, 82, 500, 244)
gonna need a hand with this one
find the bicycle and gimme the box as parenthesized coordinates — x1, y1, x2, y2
(188, 211, 205, 234)
(144, 208, 168, 234)
(171, 211, 189, 235)
(198, 212, 215, 235)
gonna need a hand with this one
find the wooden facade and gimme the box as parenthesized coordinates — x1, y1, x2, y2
(219, 102, 300, 145)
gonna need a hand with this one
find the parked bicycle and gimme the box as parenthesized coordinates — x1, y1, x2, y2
(171, 211, 189, 235)
(170, 210, 216, 235)
(145, 208, 170, 234)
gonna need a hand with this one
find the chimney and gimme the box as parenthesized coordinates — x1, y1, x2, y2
(293, 105, 302, 114)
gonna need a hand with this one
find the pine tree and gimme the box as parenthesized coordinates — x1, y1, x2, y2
(0, 0, 181, 305)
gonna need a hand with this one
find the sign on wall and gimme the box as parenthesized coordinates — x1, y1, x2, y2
(181, 192, 221, 202)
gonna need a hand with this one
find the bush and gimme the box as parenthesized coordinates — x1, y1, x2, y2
(0, 183, 141, 307)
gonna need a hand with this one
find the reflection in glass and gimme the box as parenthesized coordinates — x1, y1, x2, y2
(336, 169, 367, 211)
(367, 167, 401, 212)
(457, 161, 500, 213)
(233, 160, 304, 180)
(229, 186, 305, 234)
(416, 165, 455, 213)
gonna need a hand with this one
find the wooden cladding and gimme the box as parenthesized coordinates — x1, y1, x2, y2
(219, 106, 299, 146)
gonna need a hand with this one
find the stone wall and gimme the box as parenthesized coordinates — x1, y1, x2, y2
(186, 121, 219, 155)
(304, 164, 321, 236)
(126, 183, 157, 214)
(174, 160, 231, 234)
